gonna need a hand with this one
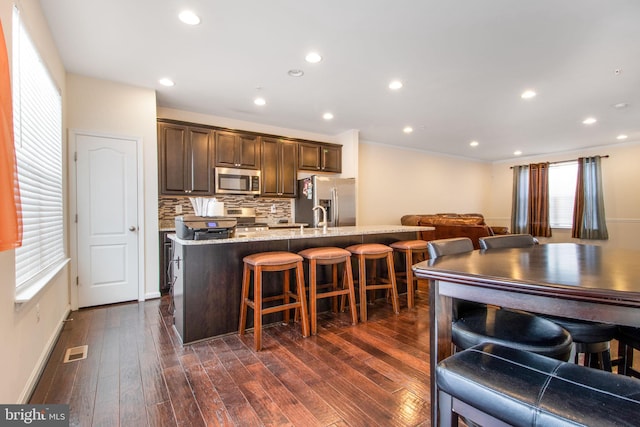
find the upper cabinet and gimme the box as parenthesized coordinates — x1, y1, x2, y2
(298, 141, 342, 173)
(158, 120, 343, 197)
(214, 130, 261, 169)
(261, 138, 298, 197)
(158, 122, 214, 195)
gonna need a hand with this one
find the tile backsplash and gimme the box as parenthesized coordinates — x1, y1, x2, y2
(159, 195, 293, 229)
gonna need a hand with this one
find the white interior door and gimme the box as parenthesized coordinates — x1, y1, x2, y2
(76, 133, 139, 307)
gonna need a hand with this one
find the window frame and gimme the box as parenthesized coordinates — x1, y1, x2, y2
(12, 5, 67, 300)
(548, 161, 578, 229)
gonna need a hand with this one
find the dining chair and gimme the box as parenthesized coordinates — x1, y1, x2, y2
(478, 233, 538, 249)
(428, 237, 573, 361)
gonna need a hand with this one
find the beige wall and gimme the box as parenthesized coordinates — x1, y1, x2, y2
(487, 141, 640, 249)
(66, 74, 159, 300)
(0, 0, 70, 403)
(357, 138, 640, 250)
(358, 141, 493, 225)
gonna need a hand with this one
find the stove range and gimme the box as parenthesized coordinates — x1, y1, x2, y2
(225, 207, 269, 234)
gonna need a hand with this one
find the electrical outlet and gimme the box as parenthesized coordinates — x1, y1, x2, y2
(36, 303, 40, 323)
(176, 204, 183, 214)
(270, 204, 276, 213)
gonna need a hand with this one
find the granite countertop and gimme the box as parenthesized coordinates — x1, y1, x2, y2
(266, 222, 308, 229)
(159, 220, 308, 232)
(168, 225, 433, 245)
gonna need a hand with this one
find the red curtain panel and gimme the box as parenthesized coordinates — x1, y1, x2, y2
(528, 162, 552, 237)
(0, 19, 22, 251)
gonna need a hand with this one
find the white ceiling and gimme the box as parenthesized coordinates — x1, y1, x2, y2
(39, 0, 640, 161)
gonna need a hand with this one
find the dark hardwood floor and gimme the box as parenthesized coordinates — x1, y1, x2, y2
(30, 291, 432, 426)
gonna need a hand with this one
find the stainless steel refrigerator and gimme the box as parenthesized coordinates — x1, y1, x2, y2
(295, 176, 356, 228)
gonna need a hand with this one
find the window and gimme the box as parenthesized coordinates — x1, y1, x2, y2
(548, 161, 578, 228)
(13, 6, 65, 288)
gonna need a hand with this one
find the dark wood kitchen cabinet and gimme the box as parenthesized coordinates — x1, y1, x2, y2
(261, 137, 297, 197)
(214, 130, 261, 169)
(158, 122, 214, 195)
(298, 141, 342, 173)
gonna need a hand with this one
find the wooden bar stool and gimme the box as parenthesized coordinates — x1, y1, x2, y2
(298, 247, 358, 335)
(389, 240, 428, 308)
(238, 251, 309, 351)
(346, 243, 399, 322)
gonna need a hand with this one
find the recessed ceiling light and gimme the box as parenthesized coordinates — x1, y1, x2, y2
(288, 69, 304, 77)
(612, 102, 629, 109)
(254, 97, 266, 106)
(178, 10, 200, 25)
(470, 140, 479, 147)
(159, 78, 175, 87)
(582, 117, 597, 125)
(521, 90, 536, 99)
(616, 134, 628, 140)
(389, 80, 403, 90)
(323, 112, 334, 120)
(305, 52, 322, 63)
(403, 126, 413, 134)
(514, 150, 522, 156)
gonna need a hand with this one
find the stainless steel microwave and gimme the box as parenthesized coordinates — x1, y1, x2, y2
(214, 167, 261, 195)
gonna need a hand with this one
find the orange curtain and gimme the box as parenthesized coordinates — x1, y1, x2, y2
(528, 162, 551, 237)
(0, 19, 22, 251)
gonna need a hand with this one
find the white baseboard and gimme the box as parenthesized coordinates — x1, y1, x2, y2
(145, 291, 161, 300)
(19, 306, 71, 403)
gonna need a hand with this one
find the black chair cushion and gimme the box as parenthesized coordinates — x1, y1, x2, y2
(453, 307, 573, 361)
(542, 315, 618, 343)
(437, 343, 640, 427)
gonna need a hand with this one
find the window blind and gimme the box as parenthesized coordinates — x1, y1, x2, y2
(549, 162, 578, 229)
(12, 6, 64, 287)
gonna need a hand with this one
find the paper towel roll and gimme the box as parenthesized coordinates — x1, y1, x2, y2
(207, 200, 224, 217)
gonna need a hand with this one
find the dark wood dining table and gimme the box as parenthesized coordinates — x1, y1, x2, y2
(412, 243, 640, 424)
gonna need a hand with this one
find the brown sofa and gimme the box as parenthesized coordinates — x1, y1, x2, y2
(401, 213, 508, 249)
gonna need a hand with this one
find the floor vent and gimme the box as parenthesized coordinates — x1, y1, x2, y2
(63, 345, 88, 363)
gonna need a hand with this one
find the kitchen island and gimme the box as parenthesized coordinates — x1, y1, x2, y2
(169, 225, 432, 344)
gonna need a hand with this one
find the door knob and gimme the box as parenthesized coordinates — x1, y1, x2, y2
(129, 226, 137, 231)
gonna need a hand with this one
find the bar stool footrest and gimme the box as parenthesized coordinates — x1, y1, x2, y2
(261, 302, 303, 316)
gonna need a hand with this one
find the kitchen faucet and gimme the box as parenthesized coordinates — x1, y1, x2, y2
(313, 205, 328, 233)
